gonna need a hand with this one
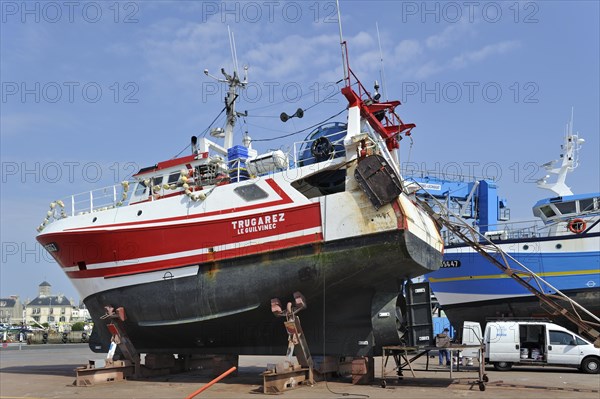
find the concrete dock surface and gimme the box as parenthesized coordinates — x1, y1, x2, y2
(1, 344, 598, 398)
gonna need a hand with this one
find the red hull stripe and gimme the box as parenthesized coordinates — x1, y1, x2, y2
(37, 203, 321, 268)
(63, 179, 292, 231)
(65, 233, 322, 279)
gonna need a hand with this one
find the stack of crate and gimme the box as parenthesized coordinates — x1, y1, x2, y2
(227, 145, 250, 183)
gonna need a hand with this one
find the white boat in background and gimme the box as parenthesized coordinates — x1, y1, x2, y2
(420, 117, 599, 331)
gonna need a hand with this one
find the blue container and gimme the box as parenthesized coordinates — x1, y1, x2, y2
(227, 145, 249, 161)
(228, 145, 250, 182)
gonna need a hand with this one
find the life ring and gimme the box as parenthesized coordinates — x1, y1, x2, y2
(568, 218, 586, 234)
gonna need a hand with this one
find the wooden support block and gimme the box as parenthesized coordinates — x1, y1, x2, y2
(351, 357, 374, 385)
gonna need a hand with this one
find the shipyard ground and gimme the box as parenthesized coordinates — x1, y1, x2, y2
(1, 344, 598, 398)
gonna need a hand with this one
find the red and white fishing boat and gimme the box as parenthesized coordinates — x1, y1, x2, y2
(36, 38, 443, 356)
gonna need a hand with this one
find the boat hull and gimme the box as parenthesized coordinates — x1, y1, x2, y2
(85, 228, 440, 356)
(429, 233, 600, 330)
(435, 287, 600, 332)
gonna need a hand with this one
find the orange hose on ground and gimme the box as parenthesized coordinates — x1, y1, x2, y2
(184, 366, 237, 399)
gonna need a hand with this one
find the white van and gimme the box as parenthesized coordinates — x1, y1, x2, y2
(463, 321, 600, 374)
(479, 320, 599, 374)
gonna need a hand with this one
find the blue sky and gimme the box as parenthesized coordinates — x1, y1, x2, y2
(1, 1, 599, 302)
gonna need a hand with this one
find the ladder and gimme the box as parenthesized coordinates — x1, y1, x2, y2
(415, 193, 600, 348)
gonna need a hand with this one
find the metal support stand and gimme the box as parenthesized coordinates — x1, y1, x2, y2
(262, 292, 315, 394)
(380, 344, 488, 391)
(75, 306, 141, 386)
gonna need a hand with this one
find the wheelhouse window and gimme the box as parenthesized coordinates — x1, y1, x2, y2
(234, 184, 268, 202)
(168, 172, 180, 184)
(135, 181, 148, 196)
(152, 176, 164, 186)
(554, 201, 576, 215)
(540, 205, 556, 218)
(579, 198, 594, 212)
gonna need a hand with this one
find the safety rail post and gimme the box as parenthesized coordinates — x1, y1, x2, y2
(293, 142, 298, 167)
(113, 185, 117, 204)
(89, 191, 93, 213)
(71, 195, 75, 216)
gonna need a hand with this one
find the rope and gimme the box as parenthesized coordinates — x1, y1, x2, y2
(171, 107, 227, 159)
(250, 109, 346, 143)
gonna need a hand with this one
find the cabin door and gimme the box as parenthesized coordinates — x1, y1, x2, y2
(546, 329, 582, 365)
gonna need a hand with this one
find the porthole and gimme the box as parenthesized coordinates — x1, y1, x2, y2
(556, 243, 562, 249)
(137, 210, 142, 216)
(92, 217, 97, 223)
(523, 245, 529, 250)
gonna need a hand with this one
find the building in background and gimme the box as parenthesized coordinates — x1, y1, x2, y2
(0, 296, 23, 325)
(71, 302, 91, 322)
(25, 281, 74, 325)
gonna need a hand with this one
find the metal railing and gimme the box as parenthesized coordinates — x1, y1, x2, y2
(65, 182, 132, 216)
(38, 181, 133, 231)
(443, 218, 568, 245)
(292, 129, 348, 167)
(69, 183, 133, 216)
(401, 168, 499, 183)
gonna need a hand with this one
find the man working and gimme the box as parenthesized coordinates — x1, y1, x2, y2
(436, 327, 451, 366)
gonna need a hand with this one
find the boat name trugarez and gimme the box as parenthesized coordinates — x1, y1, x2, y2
(232, 213, 286, 235)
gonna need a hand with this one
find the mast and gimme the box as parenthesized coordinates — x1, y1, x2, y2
(537, 109, 585, 196)
(376, 22, 388, 102)
(203, 28, 248, 150)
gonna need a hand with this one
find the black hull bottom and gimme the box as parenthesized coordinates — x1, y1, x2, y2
(86, 229, 440, 356)
(441, 288, 600, 333)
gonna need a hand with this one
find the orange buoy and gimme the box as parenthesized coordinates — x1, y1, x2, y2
(568, 218, 586, 234)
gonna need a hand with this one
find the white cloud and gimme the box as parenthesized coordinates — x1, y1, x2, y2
(138, 17, 237, 90)
(414, 61, 445, 80)
(245, 33, 340, 81)
(450, 40, 521, 69)
(406, 40, 521, 79)
(134, 14, 522, 97)
(352, 31, 375, 48)
(393, 39, 424, 61)
(425, 22, 474, 49)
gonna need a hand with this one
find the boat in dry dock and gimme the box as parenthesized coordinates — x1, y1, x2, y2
(36, 38, 443, 357)
(418, 121, 599, 331)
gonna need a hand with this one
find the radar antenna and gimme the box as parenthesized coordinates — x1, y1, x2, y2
(536, 108, 585, 196)
(376, 22, 388, 102)
(335, 0, 348, 83)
